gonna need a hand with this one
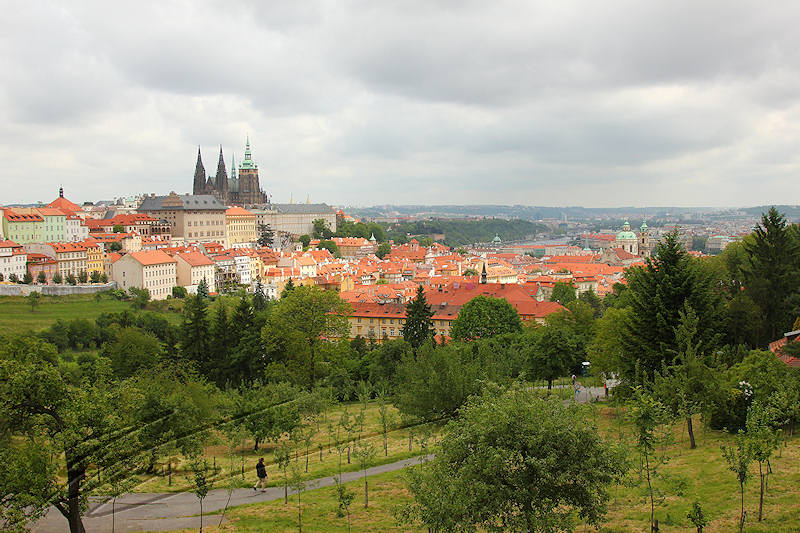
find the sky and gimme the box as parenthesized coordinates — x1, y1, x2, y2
(2, 0, 799, 207)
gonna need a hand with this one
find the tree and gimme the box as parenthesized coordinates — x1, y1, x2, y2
(281, 277, 295, 298)
(101, 327, 162, 379)
(112, 224, 125, 233)
(318, 240, 340, 257)
(400, 384, 628, 532)
(171, 286, 187, 298)
(0, 442, 55, 531)
(334, 476, 356, 533)
(402, 285, 434, 349)
(52, 272, 63, 284)
(722, 431, 754, 533)
(227, 382, 300, 451)
(550, 281, 577, 304)
(27, 291, 41, 313)
(742, 207, 800, 342)
(253, 279, 268, 310)
(77, 271, 88, 284)
(128, 287, 150, 309)
(196, 277, 209, 298)
(37, 271, 47, 284)
(628, 388, 671, 532)
(22, 271, 33, 284)
(620, 231, 723, 383)
(0, 343, 139, 533)
(450, 295, 523, 341)
(528, 326, 577, 391)
(353, 439, 377, 507)
(264, 285, 350, 389)
(180, 295, 211, 369)
(208, 300, 232, 385)
(185, 455, 215, 533)
(89, 271, 100, 284)
(65, 273, 77, 286)
(745, 400, 780, 522)
(313, 218, 333, 239)
(299, 234, 311, 248)
(687, 500, 710, 533)
(258, 223, 275, 247)
(375, 242, 391, 259)
(108, 241, 122, 252)
(100, 273, 108, 283)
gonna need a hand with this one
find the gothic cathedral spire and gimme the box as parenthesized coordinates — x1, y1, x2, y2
(193, 146, 206, 194)
(215, 145, 228, 198)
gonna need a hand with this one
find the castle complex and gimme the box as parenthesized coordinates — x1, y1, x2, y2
(192, 137, 266, 205)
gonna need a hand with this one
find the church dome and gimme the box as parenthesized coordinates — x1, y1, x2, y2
(616, 220, 637, 241)
(492, 233, 502, 244)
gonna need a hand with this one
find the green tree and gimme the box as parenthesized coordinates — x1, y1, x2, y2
(89, 271, 100, 284)
(334, 476, 356, 532)
(65, 273, 76, 285)
(185, 455, 215, 533)
(0, 442, 55, 531)
(257, 223, 275, 247)
(450, 295, 523, 341)
(27, 291, 41, 312)
(318, 239, 340, 257)
(22, 271, 33, 284)
(101, 327, 162, 379)
(375, 242, 391, 259)
(37, 270, 47, 284)
(196, 277, 209, 298)
(721, 431, 754, 533)
(263, 286, 350, 389)
(687, 500, 710, 533)
(227, 381, 300, 451)
(181, 295, 211, 369)
(77, 270, 88, 284)
(52, 272, 63, 284)
(313, 218, 333, 239)
(528, 326, 577, 391)
(208, 300, 232, 385)
(281, 278, 296, 298)
(171, 285, 187, 298)
(128, 287, 150, 309)
(299, 234, 311, 248)
(628, 388, 672, 532)
(100, 273, 108, 283)
(108, 241, 122, 252)
(253, 279, 268, 310)
(463, 267, 479, 276)
(742, 207, 800, 342)
(353, 439, 377, 508)
(402, 285, 434, 350)
(550, 281, 577, 304)
(400, 385, 628, 532)
(620, 231, 723, 383)
(112, 224, 124, 233)
(745, 400, 780, 521)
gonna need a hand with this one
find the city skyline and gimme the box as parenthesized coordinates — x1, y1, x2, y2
(2, 1, 800, 206)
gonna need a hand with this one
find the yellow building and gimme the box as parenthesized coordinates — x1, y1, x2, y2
(225, 206, 258, 247)
(83, 239, 105, 274)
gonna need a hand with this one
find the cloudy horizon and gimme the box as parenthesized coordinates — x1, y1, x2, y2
(2, 1, 799, 207)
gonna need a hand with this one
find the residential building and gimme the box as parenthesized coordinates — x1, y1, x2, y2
(2, 210, 44, 244)
(26, 253, 58, 282)
(0, 240, 27, 280)
(175, 251, 216, 294)
(112, 250, 177, 300)
(25, 242, 88, 278)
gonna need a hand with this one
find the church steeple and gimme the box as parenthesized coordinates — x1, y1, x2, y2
(215, 145, 228, 197)
(193, 146, 206, 194)
(240, 135, 257, 170)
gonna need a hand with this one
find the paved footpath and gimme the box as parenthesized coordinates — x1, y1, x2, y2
(32, 456, 431, 533)
(33, 386, 611, 533)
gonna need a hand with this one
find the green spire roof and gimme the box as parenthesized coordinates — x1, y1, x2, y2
(239, 135, 257, 170)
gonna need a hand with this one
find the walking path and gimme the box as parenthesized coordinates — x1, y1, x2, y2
(32, 455, 431, 533)
(33, 385, 612, 533)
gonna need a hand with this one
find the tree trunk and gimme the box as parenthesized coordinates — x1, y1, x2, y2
(758, 462, 764, 521)
(297, 491, 302, 533)
(63, 456, 86, 533)
(305, 446, 309, 472)
(645, 453, 655, 532)
(112, 497, 116, 533)
(200, 499, 203, 533)
(254, 437, 260, 451)
(364, 474, 369, 508)
(687, 417, 696, 449)
(739, 482, 745, 533)
(309, 344, 316, 390)
(547, 379, 553, 394)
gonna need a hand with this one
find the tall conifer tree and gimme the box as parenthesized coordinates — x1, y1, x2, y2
(403, 285, 434, 350)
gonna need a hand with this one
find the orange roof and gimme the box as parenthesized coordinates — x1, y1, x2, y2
(128, 250, 177, 266)
(47, 195, 81, 213)
(225, 206, 255, 216)
(176, 251, 214, 267)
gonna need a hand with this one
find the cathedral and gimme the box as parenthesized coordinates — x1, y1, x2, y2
(192, 137, 267, 205)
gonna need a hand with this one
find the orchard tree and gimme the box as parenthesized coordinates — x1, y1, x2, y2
(27, 291, 41, 313)
(528, 326, 577, 391)
(400, 385, 628, 532)
(722, 432, 754, 533)
(450, 295, 523, 341)
(402, 285, 434, 349)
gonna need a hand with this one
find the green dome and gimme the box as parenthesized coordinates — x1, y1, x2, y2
(492, 233, 502, 243)
(616, 231, 637, 240)
(640, 220, 648, 231)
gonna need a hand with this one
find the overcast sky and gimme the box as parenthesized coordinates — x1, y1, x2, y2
(2, 1, 799, 207)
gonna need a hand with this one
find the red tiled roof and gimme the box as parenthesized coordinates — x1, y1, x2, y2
(128, 250, 177, 266)
(176, 251, 214, 267)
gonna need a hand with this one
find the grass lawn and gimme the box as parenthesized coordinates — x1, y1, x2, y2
(160, 405, 800, 532)
(0, 293, 184, 335)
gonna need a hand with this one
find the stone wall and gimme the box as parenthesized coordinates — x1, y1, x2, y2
(0, 282, 118, 297)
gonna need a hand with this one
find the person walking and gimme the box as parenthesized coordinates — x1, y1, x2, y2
(253, 457, 268, 492)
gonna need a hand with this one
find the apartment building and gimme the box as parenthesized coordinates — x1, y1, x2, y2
(175, 251, 216, 294)
(138, 193, 226, 244)
(112, 250, 177, 300)
(0, 240, 27, 280)
(225, 207, 257, 246)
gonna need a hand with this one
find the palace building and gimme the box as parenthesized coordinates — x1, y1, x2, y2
(192, 137, 266, 206)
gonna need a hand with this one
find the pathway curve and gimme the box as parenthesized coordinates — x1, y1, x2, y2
(33, 386, 611, 533)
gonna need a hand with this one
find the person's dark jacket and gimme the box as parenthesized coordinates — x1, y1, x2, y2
(256, 461, 267, 479)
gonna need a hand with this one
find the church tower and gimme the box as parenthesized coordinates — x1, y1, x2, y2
(638, 220, 651, 258)
(193, 146, 206, 195)
(214, 145, 229, 202)
(237, 136, 264, 205)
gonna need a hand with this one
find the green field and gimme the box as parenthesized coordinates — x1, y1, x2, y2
(0, 293, 183, 335)
(162, 407, 800, 533)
